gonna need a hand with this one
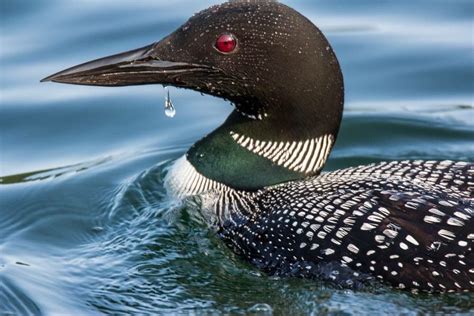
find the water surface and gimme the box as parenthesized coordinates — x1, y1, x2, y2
(1, 0, 473, 314)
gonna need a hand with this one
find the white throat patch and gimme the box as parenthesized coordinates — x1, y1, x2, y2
(165, 156, 229, 198)
(230, 132, 334, 174)
(164, 156, 256, 225)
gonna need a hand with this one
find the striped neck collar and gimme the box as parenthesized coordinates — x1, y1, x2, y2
(185, 110, 339, 191)
(230, 132, 334, 175)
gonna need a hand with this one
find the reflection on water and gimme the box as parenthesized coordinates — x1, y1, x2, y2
(0, 156, 114, 184)
(1, 0, 473, 314)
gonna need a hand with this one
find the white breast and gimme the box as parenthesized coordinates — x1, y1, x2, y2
(164, 155, 230, 199)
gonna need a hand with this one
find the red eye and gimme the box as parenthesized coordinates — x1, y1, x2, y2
(215, 33, 237, 54)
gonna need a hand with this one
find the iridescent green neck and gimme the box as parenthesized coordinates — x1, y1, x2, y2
(187, 110, 337, 191)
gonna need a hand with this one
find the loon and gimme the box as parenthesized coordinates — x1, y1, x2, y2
(41, 0, 473, 293)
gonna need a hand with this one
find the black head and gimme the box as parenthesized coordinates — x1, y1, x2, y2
(42, 0, 344, 190)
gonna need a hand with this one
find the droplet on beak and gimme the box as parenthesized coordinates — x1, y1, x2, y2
(164, 87, 176, 118)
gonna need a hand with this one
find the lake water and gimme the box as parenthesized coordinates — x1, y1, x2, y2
(1, 0, 473, 314)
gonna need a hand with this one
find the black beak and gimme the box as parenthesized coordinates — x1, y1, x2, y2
(41, 43, 215, 87)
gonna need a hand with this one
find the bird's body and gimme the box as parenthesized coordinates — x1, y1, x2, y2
(167, 157, 474, 293)
(43, 0, 473, 293)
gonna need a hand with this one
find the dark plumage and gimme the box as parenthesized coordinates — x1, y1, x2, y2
(218, 160, 473, 292)
(42, 0, 473, 292)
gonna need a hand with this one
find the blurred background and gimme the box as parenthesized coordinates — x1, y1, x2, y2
(1, 0, 473, 314)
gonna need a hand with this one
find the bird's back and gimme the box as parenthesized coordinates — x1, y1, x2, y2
(219, 160, 474, 292)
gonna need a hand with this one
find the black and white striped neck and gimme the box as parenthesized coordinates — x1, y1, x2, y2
(184, 108, 340, 192)
(229, 131, 335, 175)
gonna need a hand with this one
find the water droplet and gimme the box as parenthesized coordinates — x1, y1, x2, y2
(91, 226, 104, 233)
(248, 303, 273, 314)
(164, 87, 176, 118)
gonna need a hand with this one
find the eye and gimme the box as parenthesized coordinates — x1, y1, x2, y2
(215, 33, 238, 54)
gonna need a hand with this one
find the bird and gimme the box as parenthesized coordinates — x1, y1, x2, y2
(41, 0, 473, 293)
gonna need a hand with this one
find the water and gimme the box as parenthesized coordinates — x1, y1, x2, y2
(1, 0, 473, 314)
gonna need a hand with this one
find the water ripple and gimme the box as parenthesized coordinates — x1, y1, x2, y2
(1, 0, 473, 314)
